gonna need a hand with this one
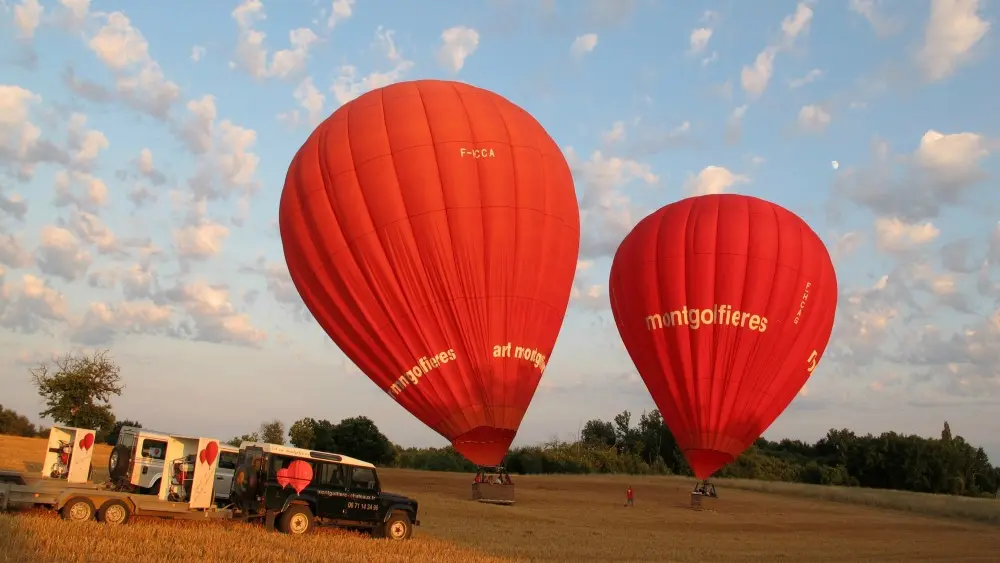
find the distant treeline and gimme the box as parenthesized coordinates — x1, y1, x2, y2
(4, 401, 997, 498)
(390, 410, 1000, 499)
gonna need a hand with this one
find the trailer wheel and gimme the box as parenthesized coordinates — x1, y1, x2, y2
(277, 505, 313, 535)
(61, 497, 95, 522)
(96, 499, 131, 525)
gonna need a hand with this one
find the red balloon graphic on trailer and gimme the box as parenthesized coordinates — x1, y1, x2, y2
(608, 194, 838, 480)
(279, 80, 580, 466)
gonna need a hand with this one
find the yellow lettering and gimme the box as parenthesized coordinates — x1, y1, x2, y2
(641, 304, 769, 335)
(492, 345, 502, 357)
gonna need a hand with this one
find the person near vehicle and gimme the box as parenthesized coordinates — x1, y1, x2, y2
(625, 485, 634, 507)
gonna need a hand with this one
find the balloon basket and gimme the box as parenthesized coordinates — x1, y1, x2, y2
(690, 480, 718, 510)
(471, 466, 515, 505)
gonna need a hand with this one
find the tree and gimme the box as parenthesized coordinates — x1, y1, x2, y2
(258, 419, 286, 444)
(0, 405, 41, 437)
(104, 419, 142, 445)
(581, 419, 616, 448)
(226, 433, 259, 447)
(29, 350, 124, 440)
(288, 417, 317, 448)
(329, 416, 395, 465)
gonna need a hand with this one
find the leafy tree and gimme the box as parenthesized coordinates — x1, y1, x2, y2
(288, 417, 317, 448)
(104, 419, 142, 445)
(226, 433, 259, 447)
(29, 350, 123, 440)
(258, 419, 286, 444)
(0, 405, 41, 437)
(581, 419, 616, 448)
(329, 416, 396, 465)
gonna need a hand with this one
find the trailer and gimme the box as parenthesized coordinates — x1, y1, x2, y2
(1, 434, 235, 525)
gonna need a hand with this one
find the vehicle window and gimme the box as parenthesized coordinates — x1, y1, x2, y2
(268, 455, 315, 479)
(351, 467, 376, 490)
(317, 462, 346, 488)
(119, 431, 135, 449)
(218, 452, 238, 470)
(141, 439, 166, 460)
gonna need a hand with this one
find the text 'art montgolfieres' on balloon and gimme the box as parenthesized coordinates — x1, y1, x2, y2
(278, 79, 581, 467)
(608, 193, 838, 480)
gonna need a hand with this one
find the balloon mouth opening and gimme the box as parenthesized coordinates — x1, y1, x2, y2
(685, 449, 735, 480)
(451, 427, 516, 467)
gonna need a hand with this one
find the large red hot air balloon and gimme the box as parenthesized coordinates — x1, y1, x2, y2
(608, 194, 837, 480)
(279, 79, 580, 466)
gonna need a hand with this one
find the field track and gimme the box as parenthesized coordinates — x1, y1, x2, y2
(2, 436, 998, 562)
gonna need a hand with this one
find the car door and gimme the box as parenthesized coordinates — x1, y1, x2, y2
(215, 451, 238, 499)
(344, 466, 380, 524)
(315, 462, 349, 520)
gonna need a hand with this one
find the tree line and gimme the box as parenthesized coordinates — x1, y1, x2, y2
(3, 349, 998, 498)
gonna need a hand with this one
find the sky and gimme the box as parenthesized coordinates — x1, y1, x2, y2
(1, 0, 998, 459)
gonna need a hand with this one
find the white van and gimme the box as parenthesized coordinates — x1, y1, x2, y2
(108, 426, 238, 502)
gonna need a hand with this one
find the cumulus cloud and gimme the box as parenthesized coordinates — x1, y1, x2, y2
(832, 130, 992, 221)
(570, 33, 598, 58)
(684, 165, 749, 196)
(563, 146, 658, 259)
(333, 27, 414, 105)
(917, 0, 989, 82)
(230, 0, 319, 80)
(741, 2, 813, 99)
(436, 26, 480, 73)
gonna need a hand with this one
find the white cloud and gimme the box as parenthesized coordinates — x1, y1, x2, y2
(849, 0, 903, 37)
(602, 121, 626, 144)
(327, 0, 354, 28)
(191, 45, 206, 62)
(688, 27, 712, 53)
(740, 2, 813, 99)
(563, 146, 658, 259)
(35, 225, 92, 281)
(874, 217, 941, 252)
(684, 165, 749, 196)
(571, 33, 599, 57)
(173, 221, 229, 260)
(278, 76, 326, 127)
(789, 69, 823, 88)
(436, 26, 480, 73)
(918, 0, 989, 81)
(13, 0, 44, 39)
(798, 104, 832, 133)
(332, 28, 414, 105)
(231, 0, 319, 80)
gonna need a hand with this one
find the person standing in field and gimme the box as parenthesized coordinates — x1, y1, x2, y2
(625, 485, 634, 507)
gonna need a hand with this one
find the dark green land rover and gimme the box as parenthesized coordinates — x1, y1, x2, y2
(228, 442, 419, 539)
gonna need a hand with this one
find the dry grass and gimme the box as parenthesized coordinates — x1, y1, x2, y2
(2, 436, 1000, 562)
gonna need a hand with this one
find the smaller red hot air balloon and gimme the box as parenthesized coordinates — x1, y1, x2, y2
(609, 193, 837, 481)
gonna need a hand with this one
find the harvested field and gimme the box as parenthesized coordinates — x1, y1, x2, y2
(1, 436, 998, 562)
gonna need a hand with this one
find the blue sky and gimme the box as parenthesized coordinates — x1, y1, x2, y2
(1, 0, 998, 459)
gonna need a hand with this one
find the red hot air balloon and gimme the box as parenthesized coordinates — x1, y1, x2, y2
(608, 194, 837, 480)
(279, 79, 580, 467)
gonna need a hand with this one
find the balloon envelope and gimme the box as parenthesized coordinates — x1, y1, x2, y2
(279, 79, 580, 466)
(608, 194, 837, 479)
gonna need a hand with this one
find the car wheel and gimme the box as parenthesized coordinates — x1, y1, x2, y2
(277, 505, 313, 535)
(383, 511, 412, 540)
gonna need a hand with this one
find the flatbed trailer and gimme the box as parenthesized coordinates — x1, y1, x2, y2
(0, 477, 235, 524)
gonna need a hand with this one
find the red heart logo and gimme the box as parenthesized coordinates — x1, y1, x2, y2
(78, 433, 94, 450)
(276, 460, 313, 494)
(200, 441, 219, 465)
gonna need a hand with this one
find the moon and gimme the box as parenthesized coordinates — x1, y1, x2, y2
(831, 160, 839, 169)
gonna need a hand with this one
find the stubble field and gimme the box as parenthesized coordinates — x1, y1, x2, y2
(1, 435, 998, 562)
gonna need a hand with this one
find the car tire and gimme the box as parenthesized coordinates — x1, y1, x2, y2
(277, 504, 313, 535)
(108, 444, 130, 481)
(382, 511, 413, 541)
(96, 499, 131, 525)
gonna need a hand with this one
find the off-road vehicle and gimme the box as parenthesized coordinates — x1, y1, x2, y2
(108, 426, 238, 501)
(228, 442, 419, 539)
